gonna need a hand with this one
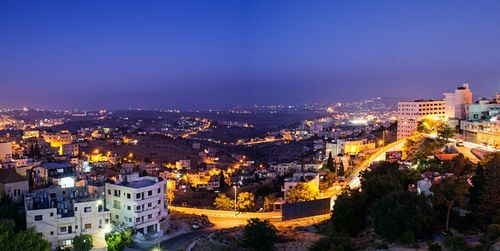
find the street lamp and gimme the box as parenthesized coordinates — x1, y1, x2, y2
(233, 185, 238, 215)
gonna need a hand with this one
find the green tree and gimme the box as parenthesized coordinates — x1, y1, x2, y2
(0, 219, 50, 251)
(213, 194, 235, 210)
(371, 191, 434, 241)
(237, 192, 255, 212)
(431, 177, 469, 232)
(242, 218, 277, 251)
(331, 190, 368, 236)
(337, 160, 345, 177)
(73, 234, 93, 251)
(167, 189, 175, 205)
(479, 153, 500, 226)
(286, 182, 320, 203)
(105, 228, 132, 251)
(263, 194, 277, 212)
(443, 154, 474, 178)
(437, 123, 454, 143)
(326, 152, 335, 173)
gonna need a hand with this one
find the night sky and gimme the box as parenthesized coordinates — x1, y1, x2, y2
(0, 0, 499, 110)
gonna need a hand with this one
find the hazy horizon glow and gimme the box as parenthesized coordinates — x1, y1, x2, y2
(1, 0, 499, 109)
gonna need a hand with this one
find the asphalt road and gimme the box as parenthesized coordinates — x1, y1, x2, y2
(160, 229, 212, 251)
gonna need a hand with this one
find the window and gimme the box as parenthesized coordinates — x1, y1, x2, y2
(136, 193, 141, 199)
(136, 206, 140, 211)
(34, 215, 43, 221)
(75, 225, 78, 229)
(60, 227, 67, 232)
(129, 218, 132, 222)
(50, 212, 54, 217)
(127, 205, 131, 210)
(157, 188, 161, 193)
(127, 193, 131, 199)
(84, 223, 91, 229)
(114, 190, 121, 197)
(115, 215, 119, 219)
(113, 200, 121, 209)
(107, 189, 111, 195)
(148, 214, 152, 219)
(148, 202, 152, 207)
(136, 217, 140, 223)
(148, 190, 152, 196)
(50, 231, 54, 236)
(158, 200, 161, 205)
(84, 207, 92, 213)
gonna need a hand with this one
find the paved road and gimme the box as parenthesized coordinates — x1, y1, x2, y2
(160, 229, 212, 251)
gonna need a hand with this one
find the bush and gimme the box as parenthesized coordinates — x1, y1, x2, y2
(487, 224, 500, 241)
(371, 191, 434, 241)
(331, 190, 368, 236)
(242, 218, 277, 251)
(427, 241, 442, 251)
(444, 235, 467, 251)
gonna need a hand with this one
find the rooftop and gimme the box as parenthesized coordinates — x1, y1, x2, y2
(0, 168, 28, 184)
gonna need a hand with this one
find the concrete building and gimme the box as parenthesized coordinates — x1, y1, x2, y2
(42, 131, 74, 155)
(282, 172, 320, 201)
(25, 186, 110, 250)
(0, 168, 29, 202)
(468, 98, 500, 121)
(0, 141, 13, 162)
(31, 163, 76, 189)
(326, 139, 375, 157)
(444, 83, 473, 120)
(105, 172, 167, 235)
(397, 100, 446, 139)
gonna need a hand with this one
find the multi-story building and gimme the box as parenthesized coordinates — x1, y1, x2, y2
(31, 162, 76, 189)
(326, 139, 375, 157)
(25, 186, 110, 250)
(0, 168, 29, 202)
(42, 131, 74, 155)
(444, 83, 473, 120)
(468, 98, 500, 121)
(397, 100, 446, 139)
(282, 172, 320, 201)
(62, 143, 79, 157)
(105, 172, 167, 235)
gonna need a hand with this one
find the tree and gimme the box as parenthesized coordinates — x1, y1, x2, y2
(371, 191, 434, 241)
(431, 177, 469, 232)
(263, 194, 277, 212)
(443, 154, 474, 178)
(479, 153, 500, 226)
(437, 124, 454, 143)
(73, 234, 93, 251)
(237, 192, 255, 212)
(242, 218, 277, 251)
(219, 170, 229, 190)
(213, 194, 235, 210)
(0, 219, 50, 251)
(286, 182, 320, 203)
(331, 190, 369, 236)
(337, 160, 345, 177)
(105, 228, 133, 251)
(326, 152, 335, 173)
(167, 189, 175, 205)
(362, 174, 403, 206)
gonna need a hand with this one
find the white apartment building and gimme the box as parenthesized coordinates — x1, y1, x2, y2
(397, 99, 446, 139)
(105, 172, 167, 235)
(444, 83, 473, 120)
(25, 186, 110, 250)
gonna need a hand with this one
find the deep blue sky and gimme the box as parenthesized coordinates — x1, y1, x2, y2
(0, 0, 499, 110)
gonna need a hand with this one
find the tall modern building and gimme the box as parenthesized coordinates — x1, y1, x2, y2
(397, 100, 446, 139)
(444, 83, 473, 120)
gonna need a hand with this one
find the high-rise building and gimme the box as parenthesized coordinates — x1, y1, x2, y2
(397, 100, 446, 139)
(444, 83, 473, 120)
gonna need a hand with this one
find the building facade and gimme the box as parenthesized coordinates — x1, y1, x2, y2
(397, 100, 446, 139)
(105, 173, 167, 235)
(444, 83, 473, 120)
(25, 186, 110, 250)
